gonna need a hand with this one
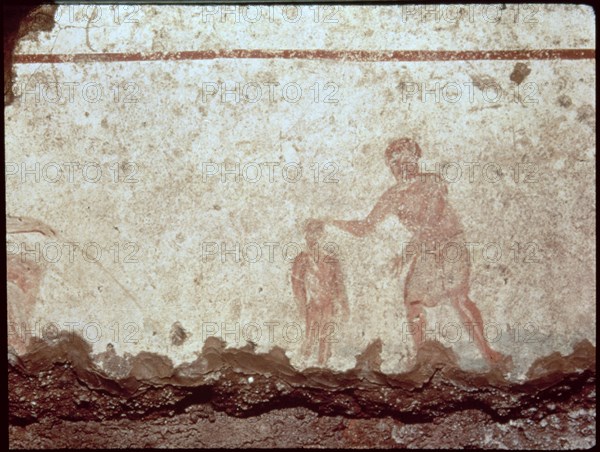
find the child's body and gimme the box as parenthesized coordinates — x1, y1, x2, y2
(291, 220, 349, 365)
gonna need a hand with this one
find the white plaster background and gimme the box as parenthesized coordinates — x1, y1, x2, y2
(6, 4, 595, 380)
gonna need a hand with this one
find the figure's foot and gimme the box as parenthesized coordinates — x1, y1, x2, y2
(488, 351, 513, 375)
(301, 343, 312, 360)
(404, 354, 418, 372)
(8, 335, 28, 356)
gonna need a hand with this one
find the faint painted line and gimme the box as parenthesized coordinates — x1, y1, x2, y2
(13, 48, 596, 64)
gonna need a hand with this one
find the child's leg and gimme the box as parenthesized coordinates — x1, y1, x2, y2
(321, 316, 337, 365)
(301, 318, 314, 358)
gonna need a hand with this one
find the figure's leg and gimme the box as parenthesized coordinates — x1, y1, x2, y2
(302, 315, 313, 358)
(318, 333, 331, 365)
(406, 300, 426, 345)
(402, 299, 426, 370)
(452, 296, 511, 368)
(316, 309, 334, 365)
(404, 259, 427, 346)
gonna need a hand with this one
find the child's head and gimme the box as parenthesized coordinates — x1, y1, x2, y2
(304, 219, 324, 245)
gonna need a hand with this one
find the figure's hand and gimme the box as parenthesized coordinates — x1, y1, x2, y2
(304, 218, 325, 238)
(305, 218, 325, 232)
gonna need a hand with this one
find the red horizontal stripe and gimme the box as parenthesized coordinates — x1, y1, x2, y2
(13, 48, 596, 64)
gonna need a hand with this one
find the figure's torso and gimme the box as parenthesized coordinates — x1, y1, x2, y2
(393, 174, 463, 241)
(305, 255, 343, 310)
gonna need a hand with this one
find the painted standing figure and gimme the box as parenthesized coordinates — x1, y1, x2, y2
(291, 219, 349, 365)
(7, 216, 56, 354)
(320, 138, 511, 370)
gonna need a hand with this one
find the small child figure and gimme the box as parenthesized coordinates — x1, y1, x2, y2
(291, 219, 349, 365)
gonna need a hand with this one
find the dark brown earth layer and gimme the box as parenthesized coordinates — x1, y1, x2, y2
(8, 404, 596, 449)
(8, 334, 596, 448)
(3, 3, 57, 105)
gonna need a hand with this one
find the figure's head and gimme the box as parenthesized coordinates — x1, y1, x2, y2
(304, 219, 324, 246)
(385, 138, 422, 180)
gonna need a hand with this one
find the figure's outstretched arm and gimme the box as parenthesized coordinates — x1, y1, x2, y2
(291, 254, 308, 318)
(330, 188, 396, 237)
(6, 215, 57, 237)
